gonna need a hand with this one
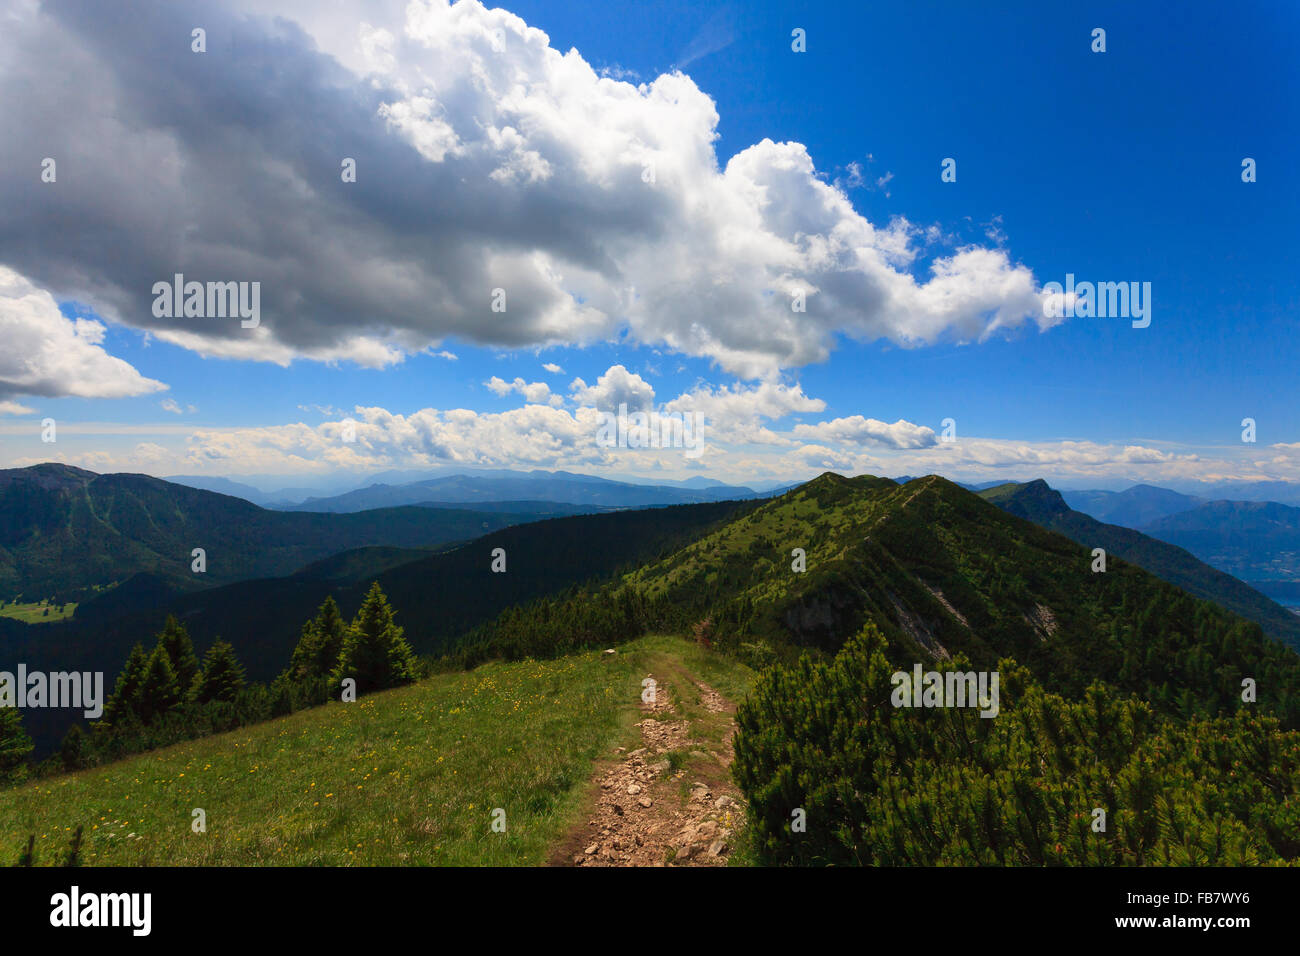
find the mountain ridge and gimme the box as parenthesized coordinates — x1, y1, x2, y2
(0, 465, 589, 599)
(978, 479, 1300, 648)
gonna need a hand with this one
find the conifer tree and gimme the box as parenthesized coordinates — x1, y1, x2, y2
(136, 645, 181, 723)
(105, 643, 149, 725)
(157, 615, 201, 696)
(331, 582, 418, 694)
(289, 595, 348, 680)
(194, 640, 246, 704)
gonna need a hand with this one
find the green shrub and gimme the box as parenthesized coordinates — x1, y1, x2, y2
(733, 621, 1300, 865)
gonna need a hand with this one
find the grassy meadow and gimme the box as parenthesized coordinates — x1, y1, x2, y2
(0, 634, 752, 866)
(0, 599, 77, 624)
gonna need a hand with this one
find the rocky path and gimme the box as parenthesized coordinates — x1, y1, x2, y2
(552, 662, 743, 867)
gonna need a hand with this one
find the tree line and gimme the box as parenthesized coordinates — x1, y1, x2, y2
(0, 581, 419, 785)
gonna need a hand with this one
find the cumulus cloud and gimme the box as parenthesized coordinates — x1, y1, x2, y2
(663, 380, 824, 445)
(0, 266, 165, 399)
(0, 401, 35, 415)
(786, 443, 858, 471)
(169, 363, 825, 474)
(182, 403, 612, 474)
(792, 415, 937, 449)
(0, 0, 1061, 381)
(485, 375, 559, 405)
(569, 364, 656, 412)
(140, 364, 1217, 486)
(27, 384, 1298, 491)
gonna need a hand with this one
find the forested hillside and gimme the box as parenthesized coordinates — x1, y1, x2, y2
(979, 480, 1300, 649)
(466, 473, 1300, 728)
(0, 464, 570, 599)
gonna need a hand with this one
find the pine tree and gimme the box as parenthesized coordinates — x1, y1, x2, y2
(0, 706, 33, 785)
(136, 645, 181, 723)
(105, 643, 149, 725)
(331, 582, 418, 694)
(156, 615, 200, 696)
(289, 596, 348, 680)
(193, 640, 246, 704)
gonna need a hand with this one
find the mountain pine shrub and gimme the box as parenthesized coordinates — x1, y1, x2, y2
(733, 621, 1300, 865)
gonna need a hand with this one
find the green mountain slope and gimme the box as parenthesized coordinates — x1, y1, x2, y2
(0, 635, 751, 866)
(979, 479, 1300, 649)
(3, 498, 757, 755)
(548, 473, 1300, 725)
(0, 464, 572, 599)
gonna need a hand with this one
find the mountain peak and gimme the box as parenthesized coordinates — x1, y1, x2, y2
(808, 471, 851, 486)
(0, 462, 100, 492)
(975, 479, 1070, 520)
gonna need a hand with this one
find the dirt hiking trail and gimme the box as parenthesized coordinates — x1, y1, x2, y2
(551, 657, 744, 866)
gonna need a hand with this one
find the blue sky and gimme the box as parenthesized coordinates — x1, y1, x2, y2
(0, 0, 1296, 489)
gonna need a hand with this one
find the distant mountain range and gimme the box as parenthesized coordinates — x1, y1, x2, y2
(1051, 484, 1300, 604)
(166, 468, 795, 510)
(280, 472, 764, 513)
(162, 475, 311, 509)
(0, 464, 592, 599)
(1060, 484, 1206, 527)
(978, 480, 1300, 648)
(1165, 479, 1300, 507)
(1140, 500, 1300, 599)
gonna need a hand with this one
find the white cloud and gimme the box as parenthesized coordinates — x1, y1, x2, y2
(19, 385, 1300, 493)
(485, 375, 559, 405)
(160, 398, 183, 414)
(542, 362, 564, 374)
(15, 441, 177, 474)
(569, 364, 656, 412)
(792, 415, 937, 449)
(663, 380, 824, 445)
(0, 400, 34, 415)
(0, 266, 166, 400)
(0, 0, 1062, 381)
(180, 403, 611, 474)
(786, 443, 858, 471)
